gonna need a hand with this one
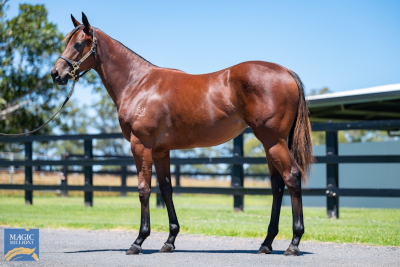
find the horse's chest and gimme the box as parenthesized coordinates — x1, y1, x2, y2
(118, 105, 160, 140)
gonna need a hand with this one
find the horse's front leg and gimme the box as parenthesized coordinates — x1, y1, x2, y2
(153, 151, 180, 252)
(127, 137, 154, 255)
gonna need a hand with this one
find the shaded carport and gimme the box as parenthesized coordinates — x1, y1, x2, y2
(285, 83, 400, 213)
(307, 83, 400, 122)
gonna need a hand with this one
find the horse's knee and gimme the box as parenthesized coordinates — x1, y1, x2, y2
(138, 184, 151, 202)
(284, 168, 302, 196)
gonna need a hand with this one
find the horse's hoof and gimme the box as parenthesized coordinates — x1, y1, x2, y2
(126, 244, 142, 255)
(283, 244, 300, 256)
(159, 242, 175, 253)
(258, 245, 272, 254)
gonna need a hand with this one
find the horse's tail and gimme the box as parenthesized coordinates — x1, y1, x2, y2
(287, 70, 314, 182)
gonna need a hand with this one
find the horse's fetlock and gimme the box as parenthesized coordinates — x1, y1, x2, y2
(139, 226, 151, 238)
(268, 229, 279, 238)
(293, 225, 304, 237)
(170, 223, 180, 235)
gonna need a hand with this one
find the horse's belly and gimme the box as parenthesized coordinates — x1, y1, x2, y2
(157, 118, 248, 151)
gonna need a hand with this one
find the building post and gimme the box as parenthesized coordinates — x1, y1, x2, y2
(326, 131, 339, 218)
(232, 134, 244, 211)
(84, 139, 93, 207)
(25, 142, 33, 205)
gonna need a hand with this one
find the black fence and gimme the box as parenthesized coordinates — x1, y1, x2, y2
(1, 119, 400, 218)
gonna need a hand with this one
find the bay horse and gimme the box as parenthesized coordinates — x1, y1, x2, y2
(51, 13, 313, 256)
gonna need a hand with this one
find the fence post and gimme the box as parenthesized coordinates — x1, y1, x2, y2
(326, 131, 339, 218)
(61, 153, 68, 197)
(156, 179, 165, 209)
(84, 139, 93, 206)
(175, 164, 180, 187)
(232, 134, 244, 211)
(121, 165, 127, 197)
(25, 142, 33, 205)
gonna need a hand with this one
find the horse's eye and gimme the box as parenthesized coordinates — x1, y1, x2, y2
(74, 42, 83, 49)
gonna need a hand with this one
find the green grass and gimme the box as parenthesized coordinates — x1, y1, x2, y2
(0, 194, 399, 246)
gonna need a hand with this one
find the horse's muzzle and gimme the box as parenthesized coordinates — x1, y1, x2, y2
(51, 68, 69, 85)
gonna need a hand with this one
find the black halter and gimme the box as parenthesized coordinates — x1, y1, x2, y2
(59, 26, 97, 81)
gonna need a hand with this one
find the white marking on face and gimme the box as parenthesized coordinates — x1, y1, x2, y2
(166, 177, 170, 183)
(135, 107, 146, 116)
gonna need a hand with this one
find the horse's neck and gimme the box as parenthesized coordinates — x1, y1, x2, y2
(94, 30, 154, 107)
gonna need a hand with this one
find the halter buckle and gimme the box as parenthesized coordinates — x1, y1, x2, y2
(68, 62, 80, 80)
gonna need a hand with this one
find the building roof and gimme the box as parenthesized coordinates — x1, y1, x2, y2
(306, 83, 400, 122)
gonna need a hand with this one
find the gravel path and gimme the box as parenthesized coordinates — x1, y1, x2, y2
(1, 227, 399, 266)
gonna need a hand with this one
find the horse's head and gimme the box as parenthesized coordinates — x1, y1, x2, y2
(51, 13, 96, 85)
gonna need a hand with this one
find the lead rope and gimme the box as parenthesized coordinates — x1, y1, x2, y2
(0, 80, 76, 136)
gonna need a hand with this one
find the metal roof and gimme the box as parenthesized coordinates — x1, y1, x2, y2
(306, 83, 400, 122)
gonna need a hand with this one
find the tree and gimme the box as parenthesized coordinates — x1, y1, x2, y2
(0, 2, 64, 148)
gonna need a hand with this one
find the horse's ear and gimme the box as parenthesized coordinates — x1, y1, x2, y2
(71, 14, 81, 27)
(82, 12, 91, 35)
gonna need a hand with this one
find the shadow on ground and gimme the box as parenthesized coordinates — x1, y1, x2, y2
(64, 249, 313, 256)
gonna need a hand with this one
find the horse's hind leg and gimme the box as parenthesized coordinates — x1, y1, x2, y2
(255, 134, 304, 256)
(258, 154, 285, 254)
(127, 137, 153, 255)
(153, 151, 180, 253)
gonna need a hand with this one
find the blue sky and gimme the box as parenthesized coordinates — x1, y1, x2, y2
(6, 0, 400, 106)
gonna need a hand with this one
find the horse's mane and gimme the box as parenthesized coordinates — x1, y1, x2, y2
(63, 26, 187, 72)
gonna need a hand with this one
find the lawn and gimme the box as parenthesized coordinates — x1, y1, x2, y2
(0, 194, 399, 246)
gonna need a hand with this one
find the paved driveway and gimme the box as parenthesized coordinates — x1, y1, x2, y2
(1, 228, 399, 266)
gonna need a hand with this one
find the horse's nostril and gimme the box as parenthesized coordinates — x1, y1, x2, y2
(52, 69, 59, 78)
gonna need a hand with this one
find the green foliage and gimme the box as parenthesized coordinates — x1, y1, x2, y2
(0, 195, 399, 246)
(311, 131, 348, 146)
(343, 130, 393, 143)
(0, 2, 64, 152)
(310, 87, 331, 96)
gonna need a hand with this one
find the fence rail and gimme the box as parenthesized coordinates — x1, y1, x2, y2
(1, 184, 399, 197)
(1, 119, 400, 217)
